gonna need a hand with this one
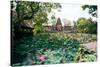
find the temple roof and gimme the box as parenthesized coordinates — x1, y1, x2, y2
(56, 18, 62, 25)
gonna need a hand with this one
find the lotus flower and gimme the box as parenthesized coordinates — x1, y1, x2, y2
(36, 52, 46, 61)
(39, 55, 46, 61)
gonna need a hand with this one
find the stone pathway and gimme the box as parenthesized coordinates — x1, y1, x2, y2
(81, 41, 97, 52)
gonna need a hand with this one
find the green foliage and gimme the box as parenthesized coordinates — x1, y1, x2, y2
(50, 14, 56, 23)
(82, 5, 97, 17)
(76, 18, 90, 33)
(33, 11, 48, 34)
(12, 1, 61, 34)
(44, 49, 63, 64)
(76, 17, 97, 34)
(12, 33, 97, 66)
(74, 46, 97, 62)
(15, 33, 79, 54)
(88, 18, 97, 34)
(13, 33, 79, 65)
(16, 1, 39, 20)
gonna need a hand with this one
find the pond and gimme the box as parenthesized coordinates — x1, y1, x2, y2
(11, 32, 97, 66)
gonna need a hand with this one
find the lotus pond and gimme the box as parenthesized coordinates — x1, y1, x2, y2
(12, 32, 97, 66)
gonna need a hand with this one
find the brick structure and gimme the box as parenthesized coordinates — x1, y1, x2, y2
(43, 18, 76, 32)
(56, 18, 63, 31)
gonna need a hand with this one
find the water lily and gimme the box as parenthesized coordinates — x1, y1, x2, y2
(39, 55, 46, 61)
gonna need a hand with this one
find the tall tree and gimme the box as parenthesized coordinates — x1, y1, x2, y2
(11, 1, 61, 33)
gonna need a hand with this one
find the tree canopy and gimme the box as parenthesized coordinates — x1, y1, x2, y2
(11, 1, 61, 34)
(82, 5, 97, 17)
(76, 17, 97, 34)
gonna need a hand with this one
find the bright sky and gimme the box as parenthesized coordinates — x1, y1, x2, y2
(53, 4, 92, 21)
(48, 3, 97, 26)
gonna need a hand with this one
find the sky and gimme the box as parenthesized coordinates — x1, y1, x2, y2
(56, 4, 91, 20)
(48, 3, 97, 26)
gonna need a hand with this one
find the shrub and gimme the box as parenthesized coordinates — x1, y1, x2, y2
(76, 17, 97, 34)
(74, 46, 97, 62)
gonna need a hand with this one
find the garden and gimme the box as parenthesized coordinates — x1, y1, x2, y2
(11, 1, 97, 66)
(12, 32, 97, 66)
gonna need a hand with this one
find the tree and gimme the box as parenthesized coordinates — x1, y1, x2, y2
(88, 18, 97, 34)
(82, 5, 97, 17)
(76, 17, 97, 34)
(11, 1, 61, 34)
(50, 14, 57, 24)
(33, 11, 48, 33)
(76, 18, 90, 33)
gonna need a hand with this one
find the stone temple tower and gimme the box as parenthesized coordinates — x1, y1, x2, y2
(56, 18, 62, 31)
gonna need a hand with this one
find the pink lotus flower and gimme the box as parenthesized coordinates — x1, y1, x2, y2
(39, 55, 46, 61)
